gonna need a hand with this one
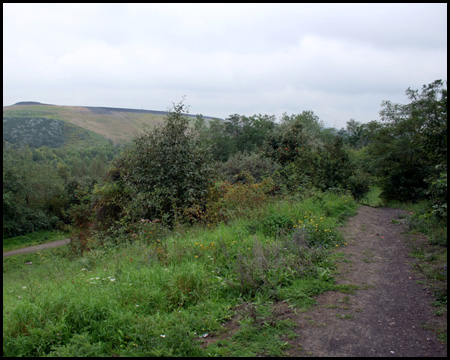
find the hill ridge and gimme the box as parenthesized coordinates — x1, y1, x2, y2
(11, 101, 222, 121)
(4, 101, 222, 145)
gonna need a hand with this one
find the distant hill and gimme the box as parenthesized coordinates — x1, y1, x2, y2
(3, 102, 222, 146)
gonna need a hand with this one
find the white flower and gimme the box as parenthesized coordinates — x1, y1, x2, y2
(110, 278, 116, 282)
(22, 286, 27, 289)
(160, 335, 166, 338)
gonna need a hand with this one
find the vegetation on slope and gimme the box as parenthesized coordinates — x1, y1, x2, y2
(3, 80, 447, 356)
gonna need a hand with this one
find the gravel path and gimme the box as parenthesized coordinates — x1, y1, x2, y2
(286, 206, 447, 357)
(3, 238, 71, 258)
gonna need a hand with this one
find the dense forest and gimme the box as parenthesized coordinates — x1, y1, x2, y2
(3, 80, 447, 246)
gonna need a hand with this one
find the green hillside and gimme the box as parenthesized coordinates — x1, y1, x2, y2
(3, 102, 220, 146)
(3, 116, 112, 149)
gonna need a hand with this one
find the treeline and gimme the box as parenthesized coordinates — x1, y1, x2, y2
(3, 80, 447, 247)
(3, 142, 119, 237)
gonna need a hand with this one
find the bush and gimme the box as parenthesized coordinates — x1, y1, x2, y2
(427, 171, 447, 221)
(261, 214, 293, 237)
(107, 99, 213, 227)
(214, 152, 280, 183)
(347, 170, 371, 201)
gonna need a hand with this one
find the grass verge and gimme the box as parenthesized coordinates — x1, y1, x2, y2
(3, 191, 359, 357)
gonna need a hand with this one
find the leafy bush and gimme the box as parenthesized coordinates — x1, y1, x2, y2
(427, 171, 447, 221)
(109, 99, 213, 227)
(346, 170, 371, 201)
(214, 152, 280, 183)
(261, 214, 293, 237)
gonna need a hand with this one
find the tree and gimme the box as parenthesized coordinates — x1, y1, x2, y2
(368, 79, 447, 203)
(108, 99, 213, 226)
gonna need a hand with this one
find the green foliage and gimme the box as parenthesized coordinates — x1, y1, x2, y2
(346, 169, 371, 201)
(3, 150, 65, 237)
(315, 137, 354, 191)
(3, 116, 111, 149)
(427, 171, 447, 221)
(3, 134, 117, 238)
(3, 190, 358, 357)
(369, 79, 447, 203)
(3, 116, 65, 148)
(109, 99, 213, 227)
(339, 119, 381, 149)
(201, 114, 276, 162)
(214, 151, 280, 184)
(263, 114, 356, 196)
(261, 214, 293, 237)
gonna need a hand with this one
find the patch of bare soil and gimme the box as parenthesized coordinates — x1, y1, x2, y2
(285, 205, 447, 357)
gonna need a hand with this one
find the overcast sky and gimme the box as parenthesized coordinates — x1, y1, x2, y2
(3, 3, 447, 129)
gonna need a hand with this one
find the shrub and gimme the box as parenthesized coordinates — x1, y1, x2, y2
(261, 214, 293, 237)
(214, 152, 280, 183)
(105, 99, 213, 227)
(346, 170, 371, 201)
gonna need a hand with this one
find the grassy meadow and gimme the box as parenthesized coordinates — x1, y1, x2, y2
(3, 191, 359, 357)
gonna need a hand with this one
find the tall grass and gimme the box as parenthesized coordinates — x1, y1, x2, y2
(3, 190, 358, 357)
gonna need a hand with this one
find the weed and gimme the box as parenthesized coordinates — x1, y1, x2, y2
(336, 313, 354, 320)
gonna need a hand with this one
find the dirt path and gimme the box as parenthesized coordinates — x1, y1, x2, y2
(2, 238, 71, 258)
(285, 205, 447, 357)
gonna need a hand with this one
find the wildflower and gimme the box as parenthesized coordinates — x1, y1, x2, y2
(110, 278, 116, 282)
(160, 335, 166, 338)
(22, 286, 27, 289)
